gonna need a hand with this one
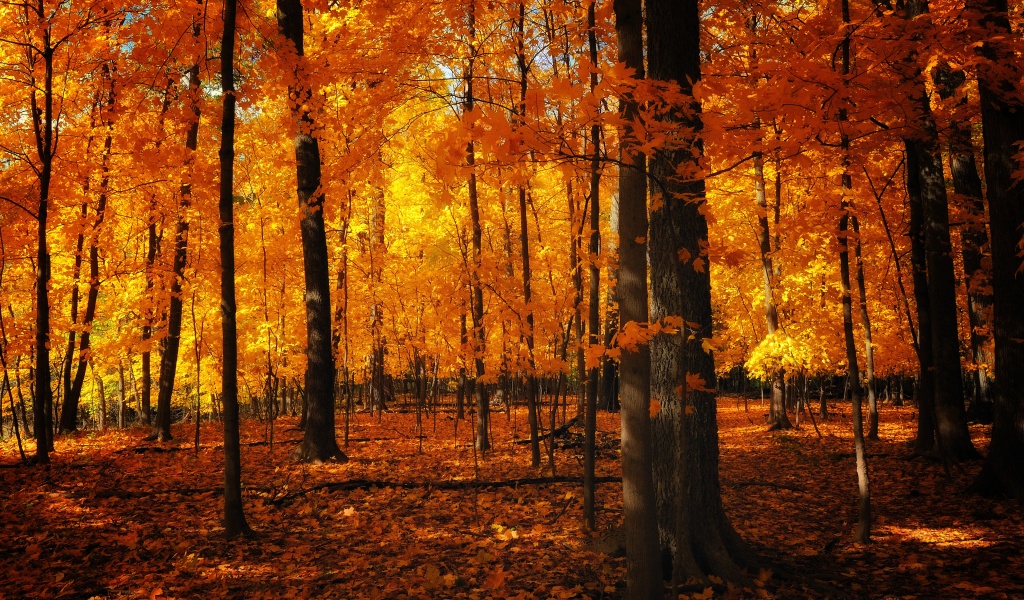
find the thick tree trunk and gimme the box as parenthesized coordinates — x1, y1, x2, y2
(647, 0, 757, 582)
(219, 0, 251, 537)
(968, 0, 1024, 499)
(613, 0, 662, 596)
(278, 0, 345, 463)
(946, 122, 994, 422)
(902, 0, 977, 462)
(905, 148, 937, 452)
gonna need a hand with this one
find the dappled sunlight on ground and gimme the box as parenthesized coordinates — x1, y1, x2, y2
(2, 398, 1021, 598)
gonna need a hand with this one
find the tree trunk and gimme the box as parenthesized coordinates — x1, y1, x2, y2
(905, 147, 938, 452)
(32, 41, 57, 464)
(647, 0, 757, 582)
(614, 0, 662, 596)
(838, 0, 870, 543)
(944, 113, 994, 422)
(969, 0, 1024, 499)
(218, 0, 251, 537)
(153, 55, 201, 443)
(278, 0, 346, 463)
(754, 146, 790, 431)
(583, 0, 602, 529)
(901, 0, 977, 462)
(853, 218, 879, 439)
(61, 64, 115, 433)
(464, 0, 489, 452)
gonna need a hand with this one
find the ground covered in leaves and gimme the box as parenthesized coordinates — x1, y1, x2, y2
(1, 398, 1021, 599)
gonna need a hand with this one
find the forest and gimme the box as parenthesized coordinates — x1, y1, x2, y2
(1, 0, 1022, 597)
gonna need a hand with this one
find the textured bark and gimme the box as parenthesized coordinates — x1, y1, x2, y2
(946, 118, 994, 422)
(647, 0, 757, 582)
(853, 218, 879, 440)
(613, 0, 662, 596)
(901, 0, 978, 462)
(838, 0, 871, 543)
(219, 0, 251, 537)
(754, 148, 789, 431)
(60, 65, 114, 433)
(583, 0, 601, 529)
(278, 0, 346, 463)
(153, 60, 200, 443)
(464, 0, 489, 452)
(32, 40, 57, 464)
(968, 0, 1024, 499)
(906, 148, 937, 452)
(512, 0, 540, 469)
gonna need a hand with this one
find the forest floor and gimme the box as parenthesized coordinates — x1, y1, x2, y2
(1, 398, 1021, 599)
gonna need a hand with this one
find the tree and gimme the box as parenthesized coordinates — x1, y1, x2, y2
(899, 0, 977, 462)
(647, 0, 758, 581)
(613, 0, 661, 596)
(152, 14, 203, 442)
(836, 0, 871, 544)
(969, 0, 1024, 499)
(60, 61, 116, 433)
(278, 0, 346, 463)
(218, 0, 251, 537)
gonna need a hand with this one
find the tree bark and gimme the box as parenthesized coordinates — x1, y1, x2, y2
(153, 58, 200, 443)
(613, 0, 662, 596)
(464, 0, 489, 452)
(905, 147, 938, 452)
(583, 0, 602, 529)
(968, 0, 1024, 499)
(901, 0, 978, 462)
(852, 218, 878, 439)
(943, 108, 994, 422)
(31, 36, 57, 464)
(278, 0, 346, 463)
(838, 0, 871, 543)
(218, 0, 251, 537)
(647, 0, 758, 582)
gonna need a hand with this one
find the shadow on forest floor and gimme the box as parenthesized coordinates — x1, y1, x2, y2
(0, 398, 1021, 599)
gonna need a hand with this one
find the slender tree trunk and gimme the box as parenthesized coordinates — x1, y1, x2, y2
(614, 0, 662, 596)
(583, 0, 602, 529)
(464, 0, 489, 452)
(969, 0, 1024, 499)
(31, 38, 58, 464)
(853, 218, 879, 439)
(60, 64, 115, 433)
(837, 0, 870, 542)
(153, 55, 201, 442)
(218, 0, 251, 537)
(61, 62, 115, 432)
(754, 143, 789, 431)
